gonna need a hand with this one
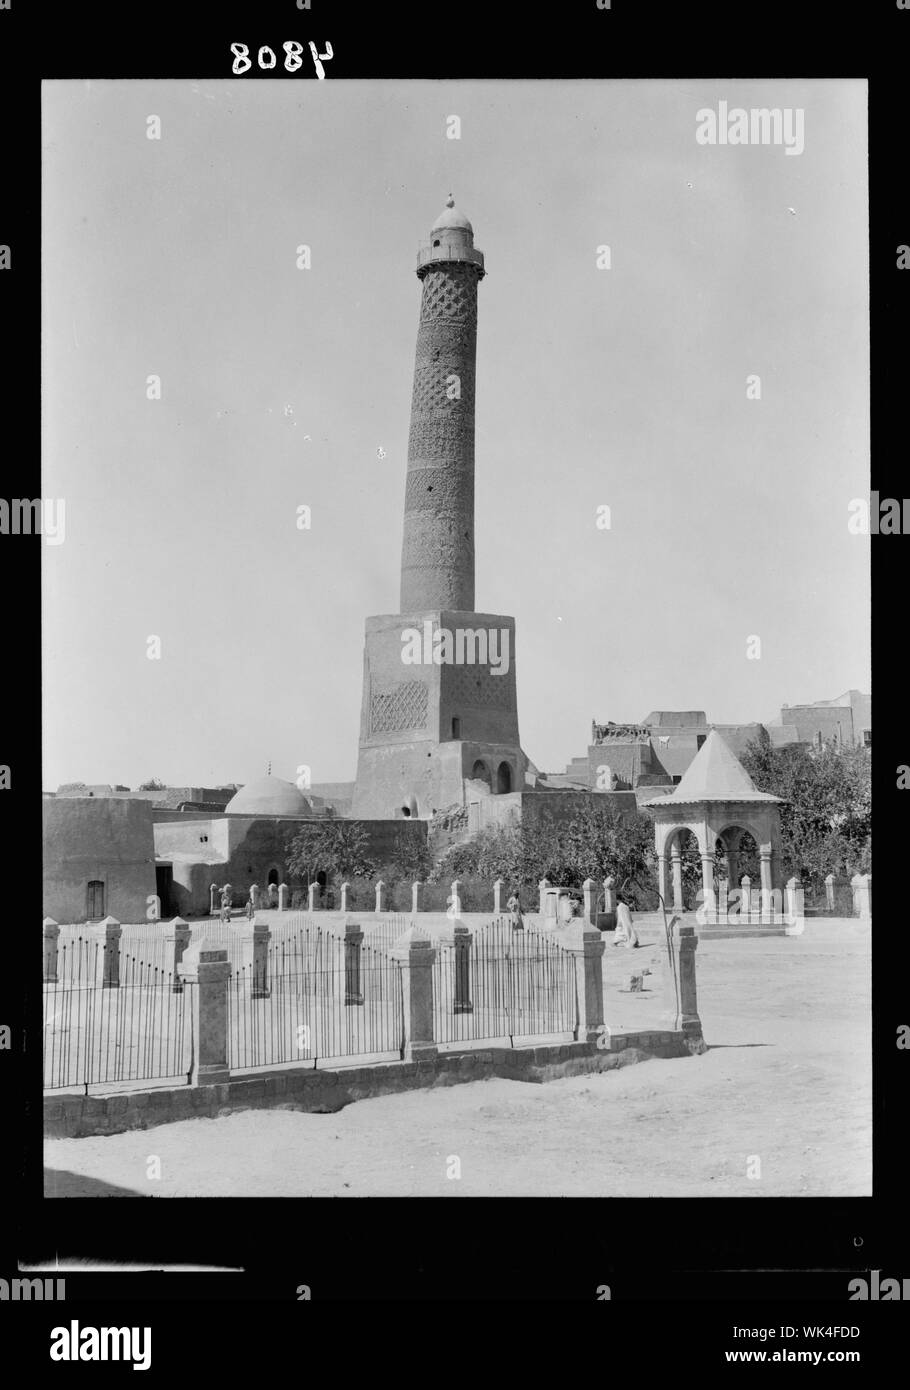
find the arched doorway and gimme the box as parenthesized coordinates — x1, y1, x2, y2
(471, 759, 491, 789)
(267, 866, 280, 887)
(496, 761, 512, 793)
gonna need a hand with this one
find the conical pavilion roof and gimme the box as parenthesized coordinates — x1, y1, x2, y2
(641, 730, 781, 805)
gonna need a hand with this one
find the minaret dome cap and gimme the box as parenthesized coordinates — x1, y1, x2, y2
(431, 193, 473, 233)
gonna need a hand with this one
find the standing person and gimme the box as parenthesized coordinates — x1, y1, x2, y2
(612, 899, 640, 948)
(507, 892, 524, 931)
(220, 886, 232, 925)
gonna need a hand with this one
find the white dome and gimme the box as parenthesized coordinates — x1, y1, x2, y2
(224, 776, 312, 817)
(431, 194, 473, 233)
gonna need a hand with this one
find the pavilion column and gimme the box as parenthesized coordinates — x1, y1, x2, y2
(725, 850, 738, 889)
(657, 853, 669, 910)
(670, 848, 683, 913)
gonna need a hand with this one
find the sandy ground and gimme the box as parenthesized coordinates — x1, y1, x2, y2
(45, 919, 870, 1197)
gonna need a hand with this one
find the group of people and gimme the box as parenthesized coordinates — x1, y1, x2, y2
(504, 890, 639, 946)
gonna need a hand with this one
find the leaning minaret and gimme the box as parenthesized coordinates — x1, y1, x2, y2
(351, 197, 527, 821)
(399, 195, 485, 612)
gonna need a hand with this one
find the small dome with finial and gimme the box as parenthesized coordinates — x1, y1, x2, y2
(431, 193, 473, 233)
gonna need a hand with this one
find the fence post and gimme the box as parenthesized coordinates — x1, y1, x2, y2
(582, 878, 597, 926)
(824, 873, 836, 912)
(560, 920, 605, 1043)
(784, 876, 805, 935)
(602, 876, 615, 917)
(278, 882, 289, 912)
(169, 916, 191, 993)
(177, 941, 231, 1085)
(493, 878, 503, 914)
(453, 923, 474, 1013)
(391, 925, 437, 1061)
(344, 918, 364, 1005)
(209, 883, 218, 915)
(375, 879, 385, 913)
(741, 874, 753, 923)
(340, 881, 350, 913)
(43, 917, 60, 983)
(411, 880, 421, 915)
(308, 882, 319, 913)
(449, 879, 462, 917)
(252, 916, 271, 999)
(538, 878, 550, 914)
(101, 916, 122, 989)
(661, 921, 706, 1053)
(717, 877, 729, 925)
(250, 883, 261, 913)
(851, 873, 871, 920)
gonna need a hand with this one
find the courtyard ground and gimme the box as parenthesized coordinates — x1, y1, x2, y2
(44, 918, 870, 1197)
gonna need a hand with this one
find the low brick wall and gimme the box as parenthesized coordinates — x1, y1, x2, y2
(44, 1029, 693, 1139)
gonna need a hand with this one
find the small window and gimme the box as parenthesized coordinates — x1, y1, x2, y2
(863, 730, 871, 748)
(696, 735, 706, 750)
(452, 717, 461, 738)
(86, 880, 105, 918)
(433, 239, 440, 247)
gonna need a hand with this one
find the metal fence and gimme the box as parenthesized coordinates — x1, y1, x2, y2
(43, 933, 194, 1092)
(433, 918, 577, 1048)
(227, 925, 405, 1072)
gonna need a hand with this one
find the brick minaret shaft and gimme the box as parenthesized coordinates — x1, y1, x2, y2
(399, 196, 485, 613)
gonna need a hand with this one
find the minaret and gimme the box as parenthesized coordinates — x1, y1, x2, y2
(351, 197, 527, 821)
(399, 195, 485, 612)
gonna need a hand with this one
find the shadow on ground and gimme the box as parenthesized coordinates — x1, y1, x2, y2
(44, 1169, 150, 1198)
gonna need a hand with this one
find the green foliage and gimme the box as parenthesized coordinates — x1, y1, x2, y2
(285, 820, 376, 884)
(740, 737, 872, 891)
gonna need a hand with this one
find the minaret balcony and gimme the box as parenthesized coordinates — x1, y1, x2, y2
(416, 242, 485, 275)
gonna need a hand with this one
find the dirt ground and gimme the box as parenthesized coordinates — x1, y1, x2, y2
(44, 919, 870, 1197)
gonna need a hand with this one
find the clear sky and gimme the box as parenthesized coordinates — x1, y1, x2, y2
(42, 78, 869, 790)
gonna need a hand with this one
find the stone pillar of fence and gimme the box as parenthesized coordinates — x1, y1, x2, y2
(449, 879, 462, 918)
(759, 851, 774, 923)
(493, 878, 503, 915)
(306, 882, 318, 913)
(717, 877, 729, 925)
(824, 873, 836, 911)
(661, 920, 705, 1053)
(343, 918, 364, 1005)
(278, 882, 289, 911)
(209, 883, 218, 915)
(453, 923, 474, 1013)
(101, 916, 122, 989)
(375, 880, 385, 913)
(539, 878, 550, 914)
(340, 881, 350, 913)
(582, 878, 597, 926)
(560, 920, 605, 1044)
(177, 941, 231, 1085)
(602, 876, 616, 917)
(784, 876, 805, 935)
(740, 874, 753, 923)
(43, 917, 60, 983)
(391, 925, 437, 1061)
(250, 884, 261, 912)
(411, 880, 421, 914)
(252, 916, 271, 999)
(851, 873, 871, 920)
(169, 916, 191, 994)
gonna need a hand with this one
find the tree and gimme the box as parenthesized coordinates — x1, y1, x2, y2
(285, 820, 375, 885)
(138, 777, 167, 791)
(740, 737, 872, 893)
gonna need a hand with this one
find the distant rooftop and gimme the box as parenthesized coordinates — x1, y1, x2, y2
(641, 729, 780, 805)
